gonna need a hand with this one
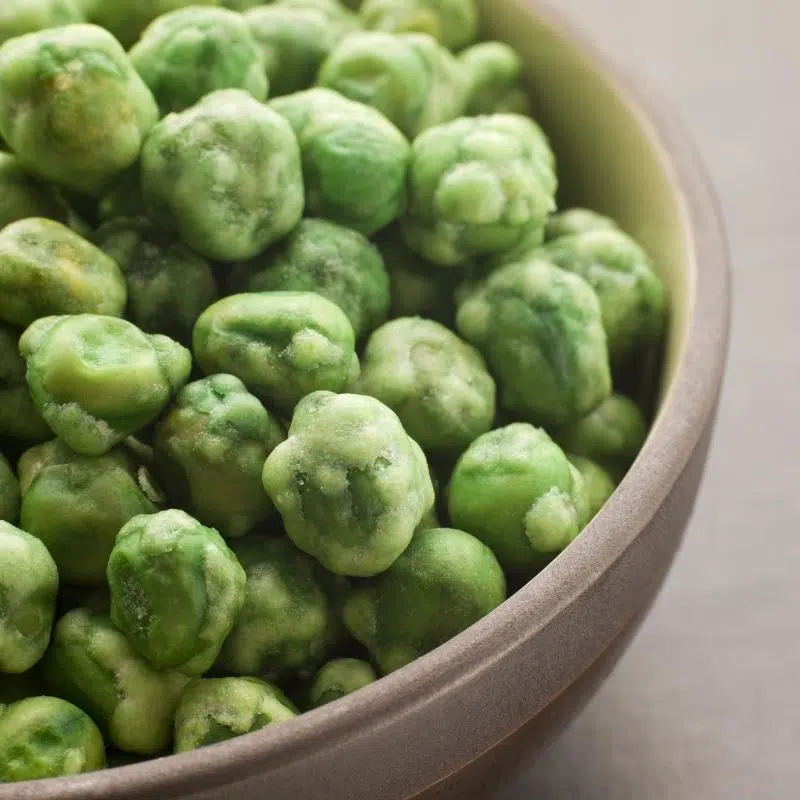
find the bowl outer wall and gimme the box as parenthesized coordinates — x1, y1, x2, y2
(0, 1, 731, 798)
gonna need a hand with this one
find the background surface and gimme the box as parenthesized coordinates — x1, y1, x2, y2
(503, 1, 799, 797)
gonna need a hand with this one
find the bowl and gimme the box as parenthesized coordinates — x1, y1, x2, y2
(2, 1, 731, 798)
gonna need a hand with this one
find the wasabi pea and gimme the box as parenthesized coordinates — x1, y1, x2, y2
(263, 392, 435, 577)
(0, 25, 159, 196)
(130, 7, 268, 115)
(344, 528, 505, 674)
(153, 375, 285, 538)
(568, 455, 616, 521)
(93, 217, 219, 345)
(360, 0, 478, 52)
(107, 510, 247, 676)
(447, 424, 588, 572)
(218, 536, 340, 680)
(238, 219, 390, 340)
(402, 114, 557, 267)
(459, 42, 531, 116)
(0, 697, 105, 782)
(308, 658, 376, 708)
(18, 440, 158, 586)
(456, 259, 612, 427)
(270, 88, 410, 236)
(552, 393, 648, 482)
(193, 292, 359, 413)
(83, 0, 221, 49)
(43, 609, 190, 755)
(541, 229, 667, 365)
(318, 32, 466, 139)
(357, 317, 496, 457)
(545, 207, 620, 241)
(0, 325, 50, 442)
(174, 677, 296, 753)
(0, 152, 64, 229)
(20, 314, 192, 456)
(0, 1, 85, 45)
(0, 452, 19, 523)
(245, 3, 357, 97)
(142, 89, 303, 262)
(0, 219, 126, 329)
(0, 522, 58, 673)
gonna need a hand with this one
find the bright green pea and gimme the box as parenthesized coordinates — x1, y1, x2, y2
(217, 536, 341, 680)
(130, 7, 268, 115)
(343, 527, 505, 674)
(356, 317, 496, 457)
(552, 393, 648, 482)
(43, 609, 190, 755)
(18, 440, 159, 587)
(459, 42, 531, 116)
(0, 219, 126, 329)
(174, 677, 296, 754)
(0, 25, 158, 196)
(318, 32, 466, 139)
(269, 88, 410, 236)
(93, 217, 219, 345)
(540, 229, 667, 366)
(153, 375, 285, 538)
(237, 219, 390, 340)
(107, 509, 247, 676)
(142, 89, 303, 262)
(0, 697, 105, 782)
(568, 455, 616, 521)
(359, 0, 478, 52)
(0, 522, 58, 673)
(308, 658, 376, 708)
(0, 325, 50, 443)
(456, 259, 612, 427)
(0, 1, 85, 45)
(0, 452, 19, 524)
(262, 391, 435, 577)
(0, 152, 64, 229)
(448, 424, 587, 573)
(193, 292, 359, 413)
(402, 114, 557, 267)
(545, 207, 620, 241)
(20, 314, 191, 456)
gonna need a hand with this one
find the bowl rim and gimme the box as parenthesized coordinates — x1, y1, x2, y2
(5, 3, 731, 798)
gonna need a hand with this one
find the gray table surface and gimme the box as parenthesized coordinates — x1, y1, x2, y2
(502, 1, 800, 798)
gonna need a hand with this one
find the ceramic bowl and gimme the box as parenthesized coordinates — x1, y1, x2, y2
(3, 1, 730, 798)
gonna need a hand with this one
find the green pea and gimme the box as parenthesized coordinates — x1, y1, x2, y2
(448, 423, 588, 572)
(0, 1, 85, 45)
(0, 697, 105, 782)
(20, 314, 192, 456)
(43, 609, 190, 755)
(307, 658, 376, 708)
(356, 317, 496, 457)
(0, 522, 58, 673)
(18, 440, 159, 587)
(93, 217, 219, 345)
(142, 89, 304, 262)
(402, 114, 557, 267)
(174, 677, 296, 754)
(0, 24, 158, 196)
(456, 259, 612, 427)
(343, 527, 505, 674)
(568, 455, 616, 521)
(269, 88, 410, 236)
(218, 536, 341, 680)
(0, 152, 64, 229)
(130, 7, 268, 115)
(0, 452, 19, 524)
(540, 229, 667, 366)
(237, 219, 390, 340)
(262, 391, 435, 577)
(107, 510, 247, 676)
(545, 207, 620, 241)
(153, 375, 285, 538)
(318, 32, 466, 139)
(459, 42, 531, 116)
(193, 292, 359, 413)
(359, 0, 479, 52)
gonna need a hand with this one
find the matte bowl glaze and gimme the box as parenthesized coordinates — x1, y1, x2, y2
(1, 2, 731, 799)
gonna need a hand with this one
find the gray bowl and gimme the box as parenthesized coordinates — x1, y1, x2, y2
(2, 1, 731, 798)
